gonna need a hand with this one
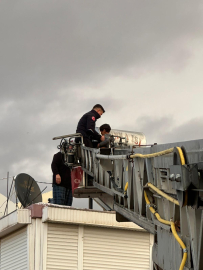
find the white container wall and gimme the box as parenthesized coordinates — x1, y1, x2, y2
(0, 206, 152, 270)
(0, 227, 28, 270)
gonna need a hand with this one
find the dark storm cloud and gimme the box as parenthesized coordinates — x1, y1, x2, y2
(1, 0, 203, 101)
(130, 115, 203, 145)
(1, 0, 203, 208)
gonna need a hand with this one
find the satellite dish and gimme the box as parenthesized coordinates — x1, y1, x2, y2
(15, 173, 42, 207)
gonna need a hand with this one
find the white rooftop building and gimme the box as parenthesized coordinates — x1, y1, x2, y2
(0, 204, 153, 270)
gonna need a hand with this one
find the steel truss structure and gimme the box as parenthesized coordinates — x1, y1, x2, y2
(79, 140, 203, 270)
(53, 133, 203, 270)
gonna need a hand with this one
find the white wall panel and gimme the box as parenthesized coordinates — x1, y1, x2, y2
(0, 227, 28, 270)
(46, 223, 78, 270)
(83, 226, 150, 270)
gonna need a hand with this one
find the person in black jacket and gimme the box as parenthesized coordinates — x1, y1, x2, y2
(51, 152, 73, 206)
(76, 104, 105, 147)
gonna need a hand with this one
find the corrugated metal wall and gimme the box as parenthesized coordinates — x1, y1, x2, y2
(46, 223, 78, 270)
(83, 226, 150, 270)
(0, 227, 28, 270)
(46, 223, 150, 270)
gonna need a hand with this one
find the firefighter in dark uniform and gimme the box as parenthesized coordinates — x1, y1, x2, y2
(76, 104, 105, 147)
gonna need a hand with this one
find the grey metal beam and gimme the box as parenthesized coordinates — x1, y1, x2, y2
(93, 181, 115, 196)
(197, 211, 203, 270)
(114, 203, 155, 234)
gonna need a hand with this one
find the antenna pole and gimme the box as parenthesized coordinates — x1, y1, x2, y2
(4, 176, 14, 216)
(15, 177, 18, 210)
(7, 172, 9, 215)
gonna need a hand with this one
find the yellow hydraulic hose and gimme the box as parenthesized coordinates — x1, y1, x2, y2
(171, 222, 188, 270)
(143, 147, 187, 270)
(124, 182, 128, 196)
(130, 147, 174, 159)
(144, 191, 171, 226)
(130, 147, 186, 166)
(176, 147, 185, 165)
(146, 183, 179, 206)
(144, 190, 187, 270)
(128, 146, 184, 206)
(125, 147, 175, 198)
(124, 182, 128, 192)
(124, 146, 187, 269)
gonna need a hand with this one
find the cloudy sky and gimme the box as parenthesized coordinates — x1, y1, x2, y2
(1, 1, 203, 208)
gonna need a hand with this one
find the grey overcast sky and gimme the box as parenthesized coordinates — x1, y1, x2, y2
(1, 1, 203, 208)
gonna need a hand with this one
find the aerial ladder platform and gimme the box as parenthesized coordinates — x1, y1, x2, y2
(53, 130, 203, 270)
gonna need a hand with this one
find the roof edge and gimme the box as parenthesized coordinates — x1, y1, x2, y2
(42, 205, 145, 231)
(0, 209, 31, 238)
